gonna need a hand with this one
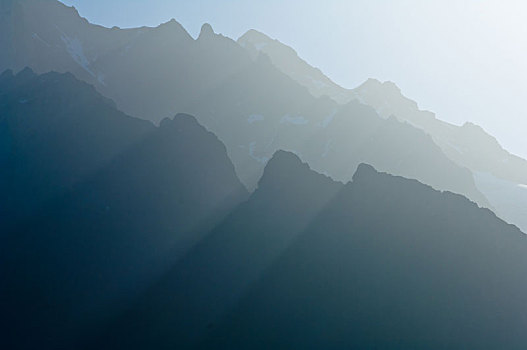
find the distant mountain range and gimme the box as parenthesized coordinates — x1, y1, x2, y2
(0, 0, 501, 214)
(239, 29, 527, 232)
(2, 1, 527, 348)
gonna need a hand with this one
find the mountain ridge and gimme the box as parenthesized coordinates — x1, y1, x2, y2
(238, 28, 527, 231)
(0, 1, 494, 218)
(90, 150, 524, 349)
(0, 69, 248, 349)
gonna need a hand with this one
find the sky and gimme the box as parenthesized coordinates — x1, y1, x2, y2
(61, 0, 527, 158)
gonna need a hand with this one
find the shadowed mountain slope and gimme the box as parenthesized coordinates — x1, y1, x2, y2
(91, 151, 524, 349)
(89, 151, 344, 349)
(0, 67, 153, 223)
(0, 70, 248, 349)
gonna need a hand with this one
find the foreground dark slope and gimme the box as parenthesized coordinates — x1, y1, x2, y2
(93, 152, 525, 349)
(0, 70, 248, 349)
(0, 68, 153, 223)
(91, 151, 344, 349)
(0, 0, 492, 212)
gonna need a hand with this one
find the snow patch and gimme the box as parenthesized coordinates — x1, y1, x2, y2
(32, 33, 51, 47)
(247, 114, 265, 124)
(320, 109, 337, 128)
(281, 114, 309, 125)
(60, 34, 95, 77)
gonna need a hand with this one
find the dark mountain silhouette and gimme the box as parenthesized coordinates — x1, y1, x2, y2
(0, 67, 153, 225)
(239, 29, 527, 231)
(0, 0, 493, 215)
(89, 151, 525, 349)
(2, 3, 526, 349)
(89, 151, 344, 349)
(0, 69, 248, 349)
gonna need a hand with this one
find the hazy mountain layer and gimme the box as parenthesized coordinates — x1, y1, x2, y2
(238, 28, 527, 231)
(0, 70, 248, 349)
(0, 0, 492, 213)
(92, 151, 525, 349)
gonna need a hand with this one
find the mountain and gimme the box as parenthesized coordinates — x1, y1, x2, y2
(0, 69, 248, 349)
(0, 0, 143, 86)
(238, 29, 527, 231)
(0, 0, 495, 216)
(0, 0, 249, 123)
(0, 67, 153, 224)
(351, 78, 527, 185)
(91, 151, 526, 349)
(89, 151, 345, 349)
(238, 29, 349, 103)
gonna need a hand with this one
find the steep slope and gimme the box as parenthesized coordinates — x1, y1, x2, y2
(0, 0, 491, 212)
(90, 151, 344, 349)
(0, 67, 154, 224)
(473, 172, 527, 232)
(0, 0, 244, 123)
(352, 78, 527, 185)
(92, 151, 525, 349)
(202, 158, 526, 349)
(0, 70, 248, 349)
(0, 0, 144, 86)
(238, 29, 527, 230)
(238, 29, 348, 103)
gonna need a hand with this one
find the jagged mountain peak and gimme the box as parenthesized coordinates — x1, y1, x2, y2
(198, 22, 215, 40)
(15, 66, 37, 79)
(9, 0, 81, 15)
(356, 78, 403, 96)
(0, 68, 14, 80)
(258, 150, 340, 191)
(238, 28, 299, 57)
(160, 113, 211, 133)
(462, 121, 484, 131)
(154, 18, 192, 39)
(238, 29, 273, 43)
(260, 150, 310, 180)
(267, 150, 305, 168)
(351, 163, 379, 182)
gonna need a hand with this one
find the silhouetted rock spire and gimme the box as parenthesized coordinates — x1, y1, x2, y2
(198, 23, 215, 40)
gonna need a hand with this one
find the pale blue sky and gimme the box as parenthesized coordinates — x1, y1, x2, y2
(61, 0, 527, 158)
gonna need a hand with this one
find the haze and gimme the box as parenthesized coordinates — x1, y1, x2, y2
(4, 1, 527, 347)
(60, 0, 527, 159)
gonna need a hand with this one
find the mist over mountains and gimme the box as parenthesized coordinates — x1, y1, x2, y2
(239, 29, 527, 231)
(1, 0, 527, 349)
